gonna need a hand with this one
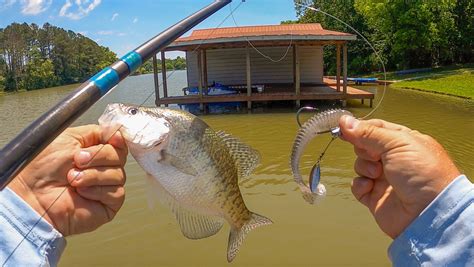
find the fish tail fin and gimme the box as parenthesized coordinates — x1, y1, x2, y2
(227, 212, 272, 262)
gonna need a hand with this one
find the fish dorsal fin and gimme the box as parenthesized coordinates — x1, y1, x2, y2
(215, 131, 260, 178)
(146, 174, 224, 239)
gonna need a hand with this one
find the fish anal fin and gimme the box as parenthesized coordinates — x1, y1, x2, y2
(227, 212, 272, 262)
(215, 131, 261, 178)
(175, 208, 224, 239)
(146, 174, 224, 239)
(159, 150, 198, 176)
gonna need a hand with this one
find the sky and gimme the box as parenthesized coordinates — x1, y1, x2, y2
(0, 0, 298, 58)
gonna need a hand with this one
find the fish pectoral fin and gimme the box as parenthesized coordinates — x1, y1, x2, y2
(227, 212, 272, 262)
(215, 131, 261, 178)
(159, 150, 198, 176)
(146, 174, 223, 239)
(174, 207, 224, 240)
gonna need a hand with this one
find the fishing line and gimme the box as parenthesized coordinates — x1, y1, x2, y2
(292, 2, 388, 193)
(229, 2, 295, 63)
(2, 2, 245, 266)
(295, 2, 387, 120)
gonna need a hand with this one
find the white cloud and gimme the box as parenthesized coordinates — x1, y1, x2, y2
(59, 0, 101, 20)
(21, 0, 52, 15)
(132, 17, 138, 23)
(117, 32, 126, 37)
(111, 12, 118, 21)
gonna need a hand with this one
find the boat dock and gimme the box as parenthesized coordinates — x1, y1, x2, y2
(156, 82, 374, 107)
(153, 24, 375, 111)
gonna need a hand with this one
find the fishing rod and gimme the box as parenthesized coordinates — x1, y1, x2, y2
(0, 0, 232, 190)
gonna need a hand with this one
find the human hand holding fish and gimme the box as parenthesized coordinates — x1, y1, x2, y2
(8, 125, 128, 236)
(338, 115, 461, 239)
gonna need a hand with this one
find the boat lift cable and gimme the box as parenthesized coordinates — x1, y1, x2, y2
(229, 2, 294, 63)
(0, 1, 233, 190)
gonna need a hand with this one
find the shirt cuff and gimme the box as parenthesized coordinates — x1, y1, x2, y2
(388, 174, 474, 265)
(0, 187, 66, 265)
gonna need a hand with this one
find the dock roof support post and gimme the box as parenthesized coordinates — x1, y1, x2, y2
(294, 44, 301, 108)
(343, 43, 348, 95)
(153, 54, 160, 106)
(197, 50, 204, 112)
(336, 43, 341, 92)
(246, 45, 252, 111)
(161, 51, 168, 107)
(202, 49, 208, 92)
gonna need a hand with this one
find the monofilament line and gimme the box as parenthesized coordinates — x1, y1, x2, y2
(2, 2, 245, 265)
(229, 2, 294, 63)
(295, 2, 387, 120)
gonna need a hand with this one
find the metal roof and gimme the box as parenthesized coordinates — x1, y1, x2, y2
(167, 24, 356, 49)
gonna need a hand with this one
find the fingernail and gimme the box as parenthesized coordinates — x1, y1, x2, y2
(77, 151, 91, 164)
(345, 116, 360, 130)
(70, 169, 82, 181)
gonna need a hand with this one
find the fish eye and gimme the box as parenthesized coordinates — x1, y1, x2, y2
(128, 108, 138, 115)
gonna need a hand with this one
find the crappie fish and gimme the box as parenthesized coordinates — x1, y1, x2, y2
(98, 103, 272, 262)
(290, 109, 353, 204)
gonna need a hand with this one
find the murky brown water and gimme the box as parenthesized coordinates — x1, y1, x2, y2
(1, 72, 473, 266)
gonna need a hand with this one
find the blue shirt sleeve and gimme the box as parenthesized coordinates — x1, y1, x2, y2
(389, 174, 474, 266)
(0, 187, 66, 267)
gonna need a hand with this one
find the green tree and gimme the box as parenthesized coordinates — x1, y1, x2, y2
(24, 58, 58, 90)
(453, 0, 474, 62)
(294, 0, 376, 75)
(0, 22, 117, 91)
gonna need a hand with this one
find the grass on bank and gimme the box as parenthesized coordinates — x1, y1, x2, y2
(390, 67, 474, 99)
(373, 63, 474, 81)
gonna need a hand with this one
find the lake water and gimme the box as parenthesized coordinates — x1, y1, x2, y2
(1, 70, 473, 266)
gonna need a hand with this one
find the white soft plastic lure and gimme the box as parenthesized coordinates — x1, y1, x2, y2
(290, 109, 353, 204)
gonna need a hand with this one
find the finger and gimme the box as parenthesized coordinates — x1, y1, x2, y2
(76, 185, 125, 213)
(339, 116, 407, 155)
(74, 144, 127, 168)
(354, 146, 380, 161)
(351, 177, 374, 207)
(66, 125, 102, 147)
(354, 158, 383, 179)
(68, 167, 126, 187)
(106, 131, 128, 152)
(363, 119, 412, 132)
(67, 124, 128, 153)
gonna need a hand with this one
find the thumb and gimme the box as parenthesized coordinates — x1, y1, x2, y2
(339, 116, 406, 157)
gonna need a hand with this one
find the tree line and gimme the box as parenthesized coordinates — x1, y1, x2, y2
(0, 23, 117, 92)
(292, 0, 473, 74)
(133, 56, 186, 75)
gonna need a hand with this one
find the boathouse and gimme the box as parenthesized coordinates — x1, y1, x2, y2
(153, 23, 374, 110)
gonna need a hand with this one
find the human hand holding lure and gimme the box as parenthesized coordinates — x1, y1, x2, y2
(338, 116, 461, 238)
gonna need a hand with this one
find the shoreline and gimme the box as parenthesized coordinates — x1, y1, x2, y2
(393, 86, 472, 100)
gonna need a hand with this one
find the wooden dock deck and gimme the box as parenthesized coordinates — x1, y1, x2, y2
(156, 83, 374, 107)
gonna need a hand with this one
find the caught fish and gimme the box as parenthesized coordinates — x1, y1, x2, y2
(98, 103, 272, 262)
(290, 109, 353, 204)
